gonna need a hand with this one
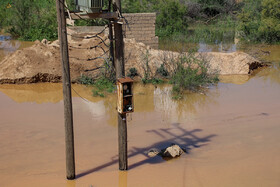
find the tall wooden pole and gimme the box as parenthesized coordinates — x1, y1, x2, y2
(56, 0, 76, 179)
(113, 0, 127, 170)
(108, 0, 115, 69)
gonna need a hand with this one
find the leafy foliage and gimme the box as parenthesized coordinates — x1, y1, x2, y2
(122, 0, 188, 36)
(170, 53, 219, 98)
(127, 67, 139, 78)
(237, 0, 280, 43)
(92, 77, 115, 97)
(156, 64, 169, 77)
(78, 75, 95, 85)
(155, 0, 188, 37)
(2, 0, 58, 41)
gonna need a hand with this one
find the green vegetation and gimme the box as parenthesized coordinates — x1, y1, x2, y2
(138, 49, 218, 95)
(155, 0, 188, 37)
(77, 75, 95, 85)
(0, 0, 278, 43)
(140, 49, 164, 85)
(127, 67, 139, 78)
(0, 0, 58, 41)
(237, 0, 280, 43)
(156, 64, 169, 78)
(92, 77, 115, 97)
(78, 74, 115, 97)
(184, 15, 236, 44)
(78, 59, 116, 97)
(169, 53, 219, 98)
(142, 78, 164, 85)
(122, 0, 280, 44)
(122, 0, 238, 40)
(141, 49, 152, 83)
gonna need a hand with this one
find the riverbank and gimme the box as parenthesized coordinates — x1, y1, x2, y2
(0, 33, 265, 84)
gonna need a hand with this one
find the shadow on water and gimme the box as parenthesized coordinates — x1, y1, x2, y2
(76, 123, 216, 179)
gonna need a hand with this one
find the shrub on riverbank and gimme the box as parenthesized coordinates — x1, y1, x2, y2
(170, 53, 219, 98)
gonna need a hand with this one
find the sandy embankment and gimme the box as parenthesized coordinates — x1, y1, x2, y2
(0, 32, 264, 84)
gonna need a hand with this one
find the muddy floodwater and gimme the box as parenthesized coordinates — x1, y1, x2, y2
(0, 36, 33, 60)
(0, 39, 280, 187)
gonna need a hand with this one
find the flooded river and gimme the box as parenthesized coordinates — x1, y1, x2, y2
(0, 39, 280, 186)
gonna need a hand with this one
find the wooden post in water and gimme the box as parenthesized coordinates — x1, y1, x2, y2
(113, 0, 128, 170)
(56, 0, 76, 179)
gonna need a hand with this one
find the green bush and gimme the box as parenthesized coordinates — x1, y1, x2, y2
(155, 0, 188, 37)
(142, 77, 164, 85)
(237, 0, 280, 43)
(170, 53, 219, 98)
(122, 0, 188, 37)
(92, 77, 115, 97)
(127, 67, 139, 78)
(78, 75, 95, 85)
(259, 0, 280, 42)
(3, 0, 58, 41)
(156, 64, 169, 77)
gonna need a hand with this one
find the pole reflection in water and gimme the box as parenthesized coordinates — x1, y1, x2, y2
(118, 171, 127, 187)
(66, 180, 76, 187)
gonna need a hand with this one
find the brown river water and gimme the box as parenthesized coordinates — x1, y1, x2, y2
(0, 38, 280, 187)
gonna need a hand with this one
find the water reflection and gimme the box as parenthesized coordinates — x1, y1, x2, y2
(254, 63, 280, 85)
(0, 35, 11, 41)
(159, 40, 239, 53)
(118, 171, 127, 187)
(0, 83, 103, 104)
(66, 180, 76, 187)
(0, 83, 221, 126)
(153, 84, 220, 122)
(0, 37, 33, 60)
(219, 75, 251, 85)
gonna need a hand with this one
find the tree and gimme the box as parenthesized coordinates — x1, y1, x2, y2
(4, 0, 57, 41)
(237, 0, 280, 43)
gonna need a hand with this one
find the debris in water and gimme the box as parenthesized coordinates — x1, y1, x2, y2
(147, 148, 160, 157)
(147, 144, 184, 158)
(161, 144, 184, 158)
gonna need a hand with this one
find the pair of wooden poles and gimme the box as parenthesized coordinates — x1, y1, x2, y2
(56, 0, 127, 180)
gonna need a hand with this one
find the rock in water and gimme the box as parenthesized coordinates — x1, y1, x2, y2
(162, 144, 183, 158)
(147, 148, 160, 157)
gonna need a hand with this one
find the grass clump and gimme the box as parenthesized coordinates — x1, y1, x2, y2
(92, 77, 115, 97)
(78, 75, 95, 85)
(170, 53, 219, 98)
(140, 49, 165, 85)
(127, 67, 139, 78)
(156, 64, 169, 78)
(142, 77, 164, 85)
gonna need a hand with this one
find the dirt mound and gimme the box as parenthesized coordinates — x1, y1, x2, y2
(124, 38, 264, 77)
(0, 34, 264, 84)
(0, 33, 107, 84)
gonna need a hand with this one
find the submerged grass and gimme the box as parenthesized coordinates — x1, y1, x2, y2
(77, 75, 115, 97)
(92, 77, 115, 97)
(164, 15, 236, 45)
